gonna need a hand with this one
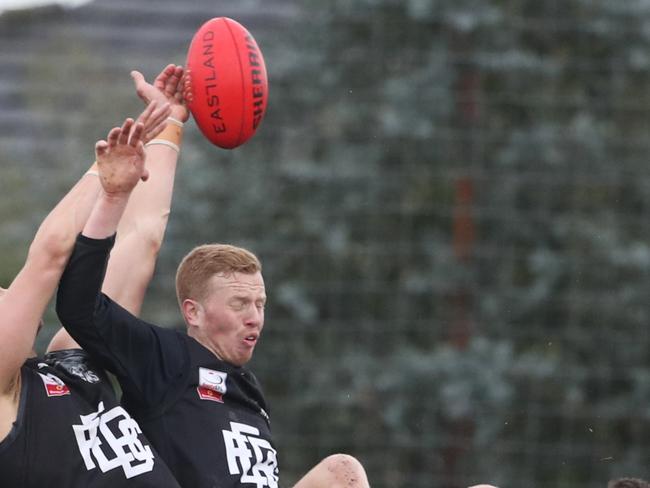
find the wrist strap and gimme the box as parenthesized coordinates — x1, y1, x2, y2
(145, 139, 180, 153)
(166, 117, 184, 128)
(146, 117, 184, 148)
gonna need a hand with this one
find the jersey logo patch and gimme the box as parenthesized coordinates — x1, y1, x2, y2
(223, 421, 279, 488)
(197, 367, 227, 403)
(37, 371, 71, 397)
(72, 401, 155, 479)
(46, 356, 101, 384)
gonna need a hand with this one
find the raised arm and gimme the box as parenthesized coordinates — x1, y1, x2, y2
(101, 64, 188, 315)
(47, 65, 187, 351)
(0, 175, 100, 391)
(0, 101, 169, 392)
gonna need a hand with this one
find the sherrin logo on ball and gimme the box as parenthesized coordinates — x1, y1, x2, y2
(186, 17, 268, 149)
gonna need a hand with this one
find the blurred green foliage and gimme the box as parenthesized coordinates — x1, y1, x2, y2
(1, 0, 650, 486)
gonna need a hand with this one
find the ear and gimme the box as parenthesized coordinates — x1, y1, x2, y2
(181, 299, 203, 329)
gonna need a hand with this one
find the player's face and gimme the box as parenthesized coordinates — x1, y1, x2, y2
(199, 271, 266, 366)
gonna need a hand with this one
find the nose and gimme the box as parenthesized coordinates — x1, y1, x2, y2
(245, 305, 264, 328)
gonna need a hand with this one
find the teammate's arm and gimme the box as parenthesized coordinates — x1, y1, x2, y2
(0, 176, 100, 392)
(101, 64, 188, 315)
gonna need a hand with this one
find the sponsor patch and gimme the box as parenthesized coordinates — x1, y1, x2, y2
(197, 386, 224, 402)
(197, 367, 227, 403)
(37, 371, 70, 397)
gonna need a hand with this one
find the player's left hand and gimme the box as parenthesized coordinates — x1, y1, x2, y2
(131, 64, 189, 123)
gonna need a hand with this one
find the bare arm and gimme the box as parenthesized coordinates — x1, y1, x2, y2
(0, 175, 100, 390)
(102, 64, 188, 315)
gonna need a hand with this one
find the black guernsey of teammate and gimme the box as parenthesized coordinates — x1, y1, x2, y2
(56, 235, 279, 488)
(0, 349, 181, 487)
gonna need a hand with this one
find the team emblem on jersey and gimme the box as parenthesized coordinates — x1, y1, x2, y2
(197, 367, 227, 403)
(37, 370, 71, 397)
(223, 421, 279, 488)
(45, 354, 101, 383)
(73, 401, 155, 479)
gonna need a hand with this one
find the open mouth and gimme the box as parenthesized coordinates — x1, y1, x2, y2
(244, 334, 258, 346)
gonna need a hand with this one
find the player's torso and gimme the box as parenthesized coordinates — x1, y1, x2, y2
(0, 350, 180, 488)
(140, 337, 279, 488)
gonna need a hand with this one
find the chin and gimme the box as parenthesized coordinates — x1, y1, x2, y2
(235, 355, 253, 367)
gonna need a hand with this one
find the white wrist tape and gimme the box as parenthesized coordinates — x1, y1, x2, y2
(145, 139, 180, 153)
(166, 117, 184, 128)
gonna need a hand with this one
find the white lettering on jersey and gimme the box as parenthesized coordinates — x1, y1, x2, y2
(72, 401, 155, 479)
(223, 421, 278, 488)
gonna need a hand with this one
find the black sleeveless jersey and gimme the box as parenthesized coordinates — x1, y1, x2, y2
(57, 234, 280, 488)
(0, 349, 181, 488)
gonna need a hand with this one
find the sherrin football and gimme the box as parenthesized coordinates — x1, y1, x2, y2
(185, 17, 268, 149)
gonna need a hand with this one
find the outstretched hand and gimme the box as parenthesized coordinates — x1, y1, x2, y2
(95, 116, 148, 197)
(131, 64, 189, 123)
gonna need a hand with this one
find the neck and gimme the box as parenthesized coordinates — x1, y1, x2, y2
(187, 328, 224, 362)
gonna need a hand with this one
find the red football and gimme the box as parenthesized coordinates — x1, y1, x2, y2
(185, 17, 268, 149)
